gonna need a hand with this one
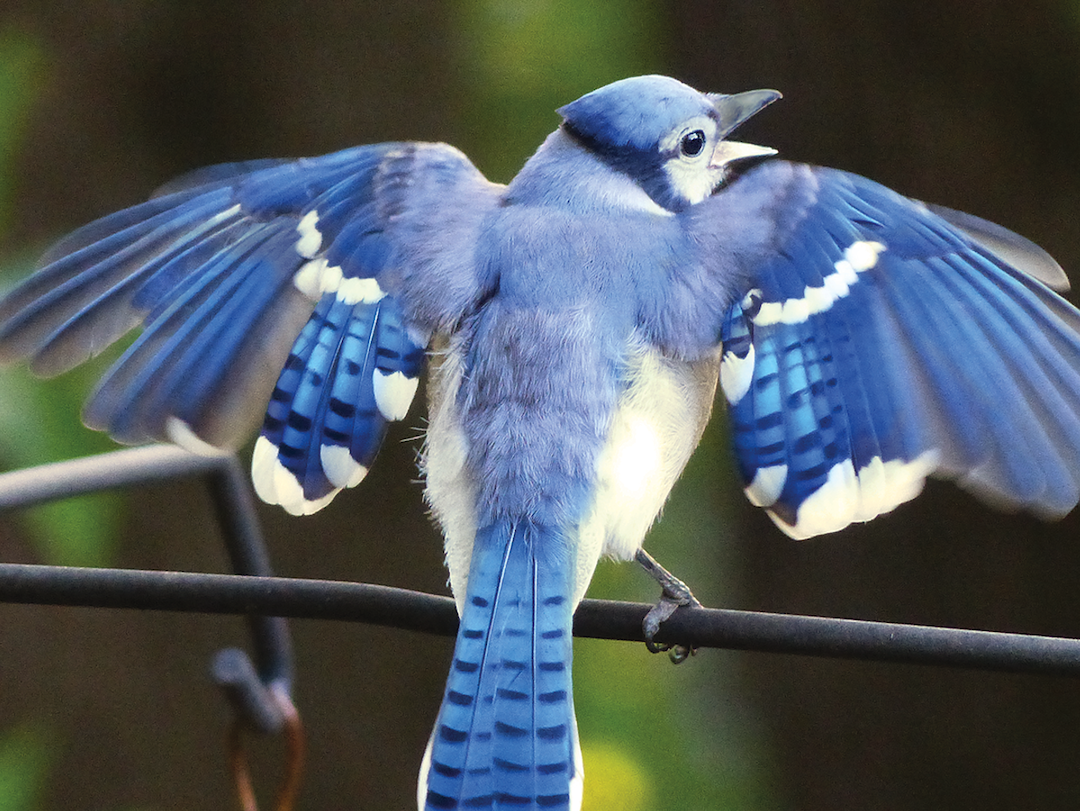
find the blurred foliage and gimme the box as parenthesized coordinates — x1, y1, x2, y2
(0, 350, 125, 567)
(579, 421, 780, 810)
(0, 26, 118, 811)
(453, 0, 665, 180)
(0, 31, 45, 235)
(451, 2, 779, 808)
(0, 29, 124, 568)
(578, 741, 653, 810)
(0, 721, 52, 811)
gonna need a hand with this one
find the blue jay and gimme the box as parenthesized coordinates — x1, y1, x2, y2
(2, 74, 1080, 809)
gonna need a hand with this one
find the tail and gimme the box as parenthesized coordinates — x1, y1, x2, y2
(419, 520, 582, 811)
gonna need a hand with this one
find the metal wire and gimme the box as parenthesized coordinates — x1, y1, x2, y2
(2, 560, 1080, 677)
(2, 446, 1080, 679)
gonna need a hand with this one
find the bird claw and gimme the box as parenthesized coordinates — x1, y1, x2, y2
(636, 549, 701, 664)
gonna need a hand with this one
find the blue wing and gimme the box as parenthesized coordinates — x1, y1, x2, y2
(721, 164, 1080, 538)
(0, 142, 489, 514)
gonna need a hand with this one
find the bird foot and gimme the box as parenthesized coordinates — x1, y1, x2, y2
(636, 549, 701, 664)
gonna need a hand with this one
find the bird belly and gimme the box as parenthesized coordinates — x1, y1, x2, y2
(573, 345, 719, 606)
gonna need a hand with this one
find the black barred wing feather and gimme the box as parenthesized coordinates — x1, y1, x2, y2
(253, 293, 424, 514)
(721, 164, 1080, 538)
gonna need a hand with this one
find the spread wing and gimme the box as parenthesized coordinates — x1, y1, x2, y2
(0, 142, 501, 514)
(719, 162, 1080, 538)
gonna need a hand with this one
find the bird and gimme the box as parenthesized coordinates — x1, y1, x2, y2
(2, 73, 1080, 810)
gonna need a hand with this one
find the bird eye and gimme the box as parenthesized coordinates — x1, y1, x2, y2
(680, 130, 706, 157)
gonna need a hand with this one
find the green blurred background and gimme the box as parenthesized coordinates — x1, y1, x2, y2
(2, 1, 1080, 809)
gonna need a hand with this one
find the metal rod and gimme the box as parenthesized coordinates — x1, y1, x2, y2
(0, 563, 459, 634)
(1, 562, 1079, 678)
(0, 444, 233, 509)
(204, 455, 294, 691)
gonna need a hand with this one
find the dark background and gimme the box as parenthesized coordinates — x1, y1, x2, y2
(2, 2, 1080, 809)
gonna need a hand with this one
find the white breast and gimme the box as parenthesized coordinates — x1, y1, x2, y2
(572, 344, 719, 606)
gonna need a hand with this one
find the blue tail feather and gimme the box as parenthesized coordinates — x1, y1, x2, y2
(422, 521, 580, 811)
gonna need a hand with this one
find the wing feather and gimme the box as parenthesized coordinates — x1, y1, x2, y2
(721, 163, 1080, 536)
(0, 141, 497, 513)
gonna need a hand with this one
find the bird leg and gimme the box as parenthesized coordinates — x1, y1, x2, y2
(635, 548, 701, 663)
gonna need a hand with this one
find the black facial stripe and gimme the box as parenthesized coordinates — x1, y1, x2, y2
(560, 121, 685, 212)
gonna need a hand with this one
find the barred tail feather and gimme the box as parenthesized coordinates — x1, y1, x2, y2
(420, 520, 582, 811)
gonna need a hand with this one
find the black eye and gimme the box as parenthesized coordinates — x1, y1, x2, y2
(680, 129, 706, 157)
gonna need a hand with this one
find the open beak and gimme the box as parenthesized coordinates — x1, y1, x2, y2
(707, 88, 782, 169)
(709, 89, 782, 137)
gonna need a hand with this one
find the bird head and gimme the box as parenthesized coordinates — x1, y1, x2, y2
(558, 75, 780, 212)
